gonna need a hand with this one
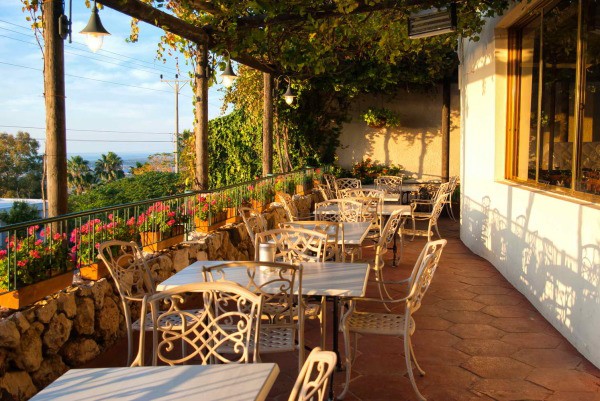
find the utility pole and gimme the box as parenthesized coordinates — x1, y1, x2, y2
(161, 59, 189, 174)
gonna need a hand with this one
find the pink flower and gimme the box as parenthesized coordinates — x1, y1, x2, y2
(127, 217, 135, 226)
(17, 260, 27, 267)
(167, 219, 175, 226)
(29, 250, 41, 259)
(53, 233, 63, 241)
(0, 250, 7, 259)
(28, 225, 39, 235)
(35, 239, 43, 246)
(40, 229, 45, 237)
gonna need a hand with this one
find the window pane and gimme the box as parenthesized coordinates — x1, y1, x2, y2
(578, 0, 600, 194)
(538, 0, 578, 188)
(516, 18, 541, 181)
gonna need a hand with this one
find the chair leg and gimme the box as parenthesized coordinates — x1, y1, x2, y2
(434, 223, 442, 239)
(320, 296, 327, 350)
(338, 328, 353, 399)
(410, 218, 416, 241)
(123, 303, 133, 366)
(404, 335, 426, 401)
(409, 337, 426, 376)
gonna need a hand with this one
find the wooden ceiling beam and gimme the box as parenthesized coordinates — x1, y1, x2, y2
(98, 0, 276, 73)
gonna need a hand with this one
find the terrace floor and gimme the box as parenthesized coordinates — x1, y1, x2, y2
(85, 217, 600, 400)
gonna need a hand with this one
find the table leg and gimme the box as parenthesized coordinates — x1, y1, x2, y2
(328, 296, 342, 401)
(392, 230, 398, 267)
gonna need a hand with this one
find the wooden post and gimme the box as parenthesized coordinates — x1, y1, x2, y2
(194, 43, 209, 190)
(43, 0, 68, 217)
(441, 78, 451, 182)
(263, 73, 273, 176)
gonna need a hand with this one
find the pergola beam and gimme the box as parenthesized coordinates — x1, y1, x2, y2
(98, 0, 276, 73)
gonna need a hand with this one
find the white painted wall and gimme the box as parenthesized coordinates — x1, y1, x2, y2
(338, 87, 460, 180)
(460, 5, 600, 367)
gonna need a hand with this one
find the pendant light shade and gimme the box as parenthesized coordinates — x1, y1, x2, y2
(283, 81, 295, 105)
(220, 56, 237, 88)
(80, 1, 110, 52)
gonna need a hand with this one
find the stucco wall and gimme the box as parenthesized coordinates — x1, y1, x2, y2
(337, 87, 460, 180)
(459, 5, 600, 367)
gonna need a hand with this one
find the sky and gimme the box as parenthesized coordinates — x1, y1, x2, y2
(0, 0, 227, 156)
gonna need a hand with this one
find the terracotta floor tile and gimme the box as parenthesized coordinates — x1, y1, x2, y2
(344, 374, 421, 401)
(421, 386, 493, 401)
(490, 317, 555, 333)
(473, 294, 523, 306)
(512, 348, 583, 369)
(458, 276, 513, 287)
(471, 379, 552, 400)
(465, 285, 514, 295)
(413, 344, 471, 367)
(461, 356, 534, 379)
(429, 289, 477, 300)
(454, 339, 520, 357)
(440, 299, 486, 311)
(411, 329, 461, 347)
(546, 392, 600, 401)
(527, 368, 600, 392)
(416, 304, 449, 317)
(442, 310, 493, 324)
(481, 305, 538, 318)
(448, 324, 506, 340)
(501, 332, 563, 349)
(413, 315, 454, 331)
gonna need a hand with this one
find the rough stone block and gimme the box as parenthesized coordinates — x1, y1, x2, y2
(30, 354, 68, 390)
(61, 338, 99, 366)
(96, 296, 120, 342)
(13, 322, 43, 372)
(74, 297, 95, 335)
(172, 249, 190, 272)
(35, 299, 57, 324)
(0, 320, 20, 349)
(56, 291, 76, 319)
(43, 313, 72, 353)
(0, 370, 36, 400)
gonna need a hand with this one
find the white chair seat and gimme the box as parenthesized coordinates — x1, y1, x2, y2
(347, 311, 415, 336)
(132, 309, 204, 331)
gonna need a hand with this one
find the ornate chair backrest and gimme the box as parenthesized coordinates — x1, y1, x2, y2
(375, 175, 403, 194)
(203, 261, 300, 330)
(288, 347, 337, 401)
(373, 209, 407, 271)
(315, 183, 334, 201)
(428, 192, 451, 227)
(347, 196, 381, 225)
(276, 192, 300, 221)
(315, 200, 343, 222)
(339, 188, 385, 200)
(280, 221, 341, 262)
(447, 176, 459, 196)
(255, 228, 328, 263)
(133, 281, 263, 366)
(323, 174, 337, 192)
(406, 239, 447, 316)
(98, 240, 155, 301)
(338, 199, 364, 222)
(334, 178, 361, 197)
(239, 206, 268, 243)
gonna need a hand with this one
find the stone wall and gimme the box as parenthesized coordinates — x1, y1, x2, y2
(0, 196, 313, 400)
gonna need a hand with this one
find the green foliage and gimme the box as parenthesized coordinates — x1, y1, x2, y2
(362, 107, 401, 128)
(94, 152, 125, 183)
(0, 132, 42, 198)
(351, 157, 403, 184)
(207, 109, 263, 188)
(67, 156, 95, 195)
(68, 172, 184, 212)
(0, 202, 41, 225)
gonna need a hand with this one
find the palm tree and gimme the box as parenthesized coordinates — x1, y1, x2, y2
(67, 156, 95, 195)
(95, 152, 125, 183)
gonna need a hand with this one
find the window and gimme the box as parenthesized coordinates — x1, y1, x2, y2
(508, 0, 600, 198)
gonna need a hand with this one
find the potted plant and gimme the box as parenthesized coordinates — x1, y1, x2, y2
(138, 201, 187, 252)
(361, 107, 401, 128)
(0, 225, 72, 309)
(194, 195, 225, 233)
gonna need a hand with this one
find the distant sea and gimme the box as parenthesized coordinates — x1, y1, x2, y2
(70, 152, 151, 174)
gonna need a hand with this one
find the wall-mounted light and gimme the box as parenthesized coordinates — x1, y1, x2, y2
(80, 0, 110, 52)
(220, 50, 237, 88)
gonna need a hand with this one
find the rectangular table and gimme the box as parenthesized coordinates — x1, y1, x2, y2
(31, 363, 280, 401)
(295, 221, 371, 246)
(314, 203, 411, 216)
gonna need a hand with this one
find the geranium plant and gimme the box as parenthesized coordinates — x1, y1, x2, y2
(70, 214, 137, 267)
(361, 107, 401, 128)
(137, 201, 187, 234)
(195, 195, 223, 221)
(0, 225, 70, 290)
(351, 158, 404, 184)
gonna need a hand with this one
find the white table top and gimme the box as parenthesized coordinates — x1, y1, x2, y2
(315, 203, 411, 216)
(297, 221, 370, 245)
(157, 261, 370, 298)
(31, 363, 280, 401)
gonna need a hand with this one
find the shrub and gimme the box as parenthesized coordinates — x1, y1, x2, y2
(351, 158, 403, 184)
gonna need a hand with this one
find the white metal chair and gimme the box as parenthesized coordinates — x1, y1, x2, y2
(98, 240, 202, 366)
(314, 183, 335, 201)
(279, 221, 342, 262)
(203, 261, 304, 371)
(276, 192, 313, 221)
(288, 347, 337, 401)
(131, 281, 263, 366)
(443, 176, 459, 221)
(239, 206, 268, 243)
(375, 175, 403, 194)
(255, 228, 328, 263)
(334, 178, 361, 198)
(406, 184, 450, 241)
(339, 239, 448, 400)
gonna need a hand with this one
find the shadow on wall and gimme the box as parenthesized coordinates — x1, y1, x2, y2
(462, 194, 600, 346)
(360, 127, 439, 179)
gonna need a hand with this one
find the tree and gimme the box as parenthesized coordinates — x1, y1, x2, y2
(67, 156, 95, 195)
(0, 132, 43, 198)
(0, 201, 41, 225)
(130, 153, 174, 175)
(94, 152, 125, 183)
(69, 171, 184, 212)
